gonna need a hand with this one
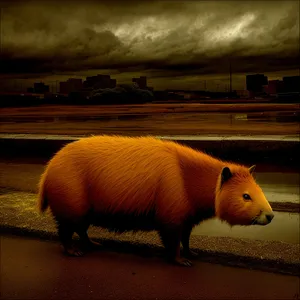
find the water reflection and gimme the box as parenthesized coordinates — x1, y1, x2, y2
(1, 111, 299, 124)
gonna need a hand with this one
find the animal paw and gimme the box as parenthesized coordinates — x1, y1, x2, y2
(80, 239, 102, 251)
(64, 246, 84, 257)
(174, 257, 193, 267)
(86, 240, 102, 250)
(183, 249, 199, 259)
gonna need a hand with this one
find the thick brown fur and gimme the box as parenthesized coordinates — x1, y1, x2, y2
(38, 135, 273, 266)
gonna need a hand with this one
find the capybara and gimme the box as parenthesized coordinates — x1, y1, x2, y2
(38, 135, 274, 266)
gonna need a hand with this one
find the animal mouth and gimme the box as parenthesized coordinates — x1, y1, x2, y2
(251, 216, 259, 225)
(251, 212, 274, 226)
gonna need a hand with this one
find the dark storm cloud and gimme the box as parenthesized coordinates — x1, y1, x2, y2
(0, 0, 299, 76)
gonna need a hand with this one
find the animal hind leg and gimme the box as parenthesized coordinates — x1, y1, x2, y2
(57, 219, 83, 257)
(181, 223, 198, 259)
(75, 219, 102, 252)
(159, 226, 192, 267)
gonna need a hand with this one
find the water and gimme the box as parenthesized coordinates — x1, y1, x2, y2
(192, 211, 299, 244)
(255, 172, 300, 204)
(2, 111, 299, 124)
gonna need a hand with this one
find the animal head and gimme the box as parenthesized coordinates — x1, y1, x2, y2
(215, 165, 274, 226)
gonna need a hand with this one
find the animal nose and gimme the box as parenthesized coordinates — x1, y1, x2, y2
(266, 212, 274, 223)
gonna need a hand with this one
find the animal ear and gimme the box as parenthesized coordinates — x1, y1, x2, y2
(221, 167, 232, 186)
(249, 165, 256, 175)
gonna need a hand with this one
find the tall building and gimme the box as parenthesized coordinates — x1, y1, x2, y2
(283, 76, 300, 93)
(264, 80, 284, 95)
(33, 82, 50, 94)
(59, 78, 83, 94)
(59, 82, 69, 94)
(83, 74, 116, 89)
(246, 74, 268, 96)
(132, 76, 147, 89)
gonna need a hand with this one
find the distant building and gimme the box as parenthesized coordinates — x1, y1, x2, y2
(235, 90, 250, 98)
(33, 82, 50, 94)
(283, 76, 300, 93)
(59, 82, 69, 95)
(110, 79, 117, 89)
(132, 76, 147, 89)
(264, 80, 284, 95)
(59, 78, 83, 94)
(83, 74, 116, 90)
(246, 74, 268, 97)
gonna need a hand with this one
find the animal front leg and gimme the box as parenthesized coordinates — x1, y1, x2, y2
(159, 227, 192, 267)
(181, 224, 198, 259)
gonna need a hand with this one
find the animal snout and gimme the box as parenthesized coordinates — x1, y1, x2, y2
(265, 212, 274, 223)
(255, 211, 275, 225)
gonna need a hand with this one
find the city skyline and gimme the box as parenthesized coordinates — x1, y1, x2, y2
(0, 0, 299, 91)
(20, 73, 300, 97)
(2, 69, 299, 94)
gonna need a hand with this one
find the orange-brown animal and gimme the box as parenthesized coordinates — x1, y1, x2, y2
(38, 135, 274, 266)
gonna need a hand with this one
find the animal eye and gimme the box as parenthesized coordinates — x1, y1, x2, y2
(243, 193, 251, 200)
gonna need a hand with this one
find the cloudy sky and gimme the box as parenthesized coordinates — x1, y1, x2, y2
(0, 0, 299, 91)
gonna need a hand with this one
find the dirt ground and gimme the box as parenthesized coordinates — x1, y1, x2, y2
(1, 235, 299, 300)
